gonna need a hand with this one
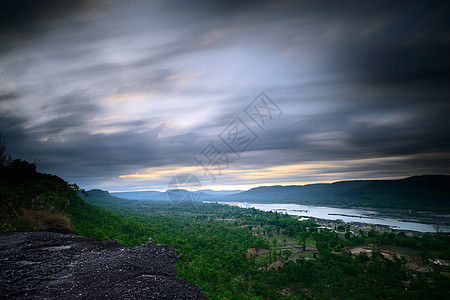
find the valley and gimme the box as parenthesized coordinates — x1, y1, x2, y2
(71, 190, 450, 299)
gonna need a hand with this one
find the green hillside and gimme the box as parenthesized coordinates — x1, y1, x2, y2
(70, 189, 450, 299)
(220, 175, 450, 212)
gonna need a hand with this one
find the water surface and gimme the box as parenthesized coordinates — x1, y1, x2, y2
(208, 202, 450, 233)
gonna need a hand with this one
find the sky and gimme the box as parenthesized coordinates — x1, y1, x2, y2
(0, 0, 449, 192)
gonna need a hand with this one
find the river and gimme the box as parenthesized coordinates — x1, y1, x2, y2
(206, 202, 450, 233)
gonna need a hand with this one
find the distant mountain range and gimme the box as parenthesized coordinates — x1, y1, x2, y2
(110, 189, 242, 201)
(108, 175, 450, 212)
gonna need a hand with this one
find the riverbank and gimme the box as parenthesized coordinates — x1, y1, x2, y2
(209, 201, 450, 233)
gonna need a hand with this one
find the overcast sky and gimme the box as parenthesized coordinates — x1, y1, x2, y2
(1, 0, 449, 191)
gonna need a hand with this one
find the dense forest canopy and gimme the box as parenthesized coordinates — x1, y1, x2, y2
(71, 190, 450, 299)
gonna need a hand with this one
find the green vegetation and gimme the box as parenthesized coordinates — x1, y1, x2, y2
(70, 190, 450, 299)
(221, 176, 450, 212)
(0, 135, 79, 231)
(2, 135, 450, 299)
(335, 176, 450, 211)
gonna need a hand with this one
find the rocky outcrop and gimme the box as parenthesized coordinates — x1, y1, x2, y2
(0, 231, 208, 299)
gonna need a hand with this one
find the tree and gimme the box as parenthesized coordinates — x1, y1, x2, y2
(283, 250, 291, 260)
(0, 134, 85, 222)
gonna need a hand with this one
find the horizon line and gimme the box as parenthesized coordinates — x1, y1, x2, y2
(106, 174, 447, 193)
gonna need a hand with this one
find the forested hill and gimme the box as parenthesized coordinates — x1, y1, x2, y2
(219, 175, 450, 212)
(0, 163, 209, 298)
(77, 189, 144, 211)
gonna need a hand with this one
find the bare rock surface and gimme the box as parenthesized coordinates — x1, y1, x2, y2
(0, 231, 208, 299)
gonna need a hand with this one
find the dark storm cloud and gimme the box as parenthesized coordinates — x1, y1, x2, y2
(349, 40, 450, 87)
(41, 93, 100, 114)
(24, 128, 206, 182)
(3, 115, 197, 178)
(0, 0, 449, 190)
(0, 0, 106, 36)
(22, 93, 101, 137)
(0, 113, 27, 143)
(267, 100, 448, 154)
(343, 19, 450, 88)
(0, 90, 18, 101)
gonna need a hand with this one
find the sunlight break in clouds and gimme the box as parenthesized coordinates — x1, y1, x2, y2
(115, 154, 435, 192)
(0, 1, 448, 191)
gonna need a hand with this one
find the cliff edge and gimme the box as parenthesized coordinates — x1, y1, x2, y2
(0, 231, 208, 299)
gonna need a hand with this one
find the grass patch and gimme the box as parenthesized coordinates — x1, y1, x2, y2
(0, 205, 72, 232)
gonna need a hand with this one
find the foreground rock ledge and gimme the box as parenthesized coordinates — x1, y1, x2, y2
(0, 231, 209, 299)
